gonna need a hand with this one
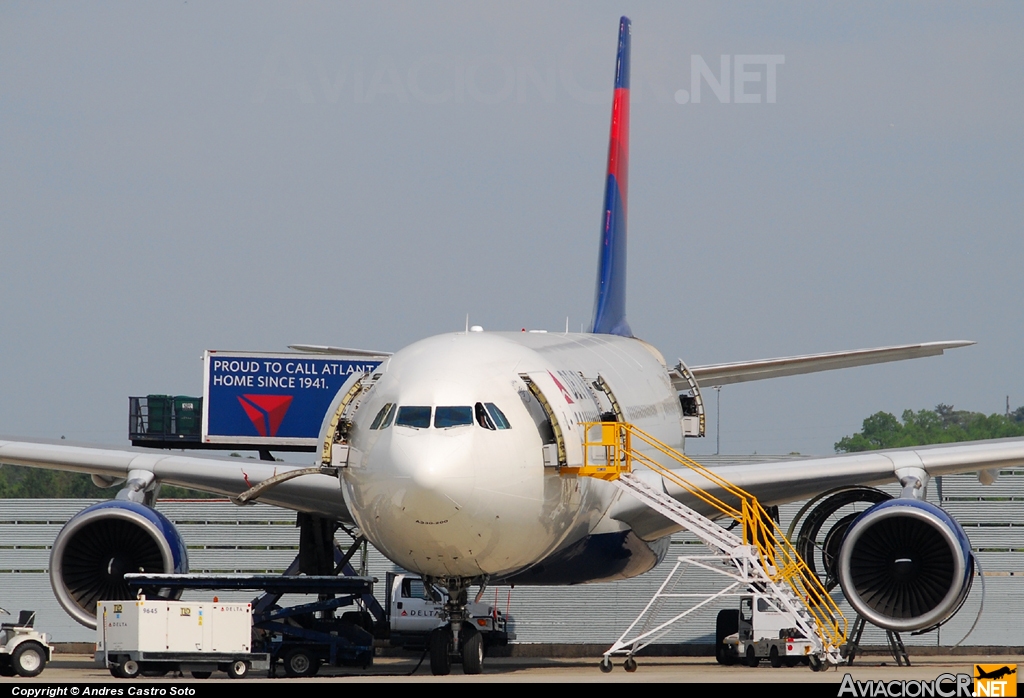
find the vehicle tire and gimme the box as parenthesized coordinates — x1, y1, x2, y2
(12, 643, 47, 678)
(715, 609, 739, 666)
(10, 642, 46, 675)
(0, 659, 17, 677)
(190, 671, 212, 679)
(227, 659, 250, 679)
(746, 646, 758, 668)
(809, 654, 823, 672)
(769, 646, 781, 668)
(283, 648, 318, 678)
(429, 626, 453, 676)
(599, 657, 613, 673)
(120, 659, 140, 679)
(461, 626, 484, 675)
(624, 657, 638, 673)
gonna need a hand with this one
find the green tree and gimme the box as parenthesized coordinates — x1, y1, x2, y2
(0, 464, 218, 499)
(836, 404, 1024, 453)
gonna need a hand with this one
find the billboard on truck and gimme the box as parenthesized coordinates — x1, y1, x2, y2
(202, 351, 383, 447)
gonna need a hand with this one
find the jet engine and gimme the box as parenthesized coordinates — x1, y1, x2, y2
(837, 498, 974, 633)
(49, 501, 189, 629)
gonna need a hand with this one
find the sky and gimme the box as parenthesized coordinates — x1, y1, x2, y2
(1, 2, 1022, 458)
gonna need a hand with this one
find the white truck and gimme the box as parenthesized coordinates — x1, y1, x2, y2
(386, 573, 513, 651)
(715, 594, 814, 668)
(97, 598, 270, 679)
(0, 609, 53, 678)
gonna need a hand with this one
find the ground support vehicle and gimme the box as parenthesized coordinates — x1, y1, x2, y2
(97, 599, 268, 679)
(0, 609, 53, 677)
(126, 572, 378, 678)
(384, 573, 513, 655)
(717, 594, 815, 668)
(252, 595, 375, 676)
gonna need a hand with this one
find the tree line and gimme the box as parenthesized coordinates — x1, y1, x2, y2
(835, 404, 1024, 452)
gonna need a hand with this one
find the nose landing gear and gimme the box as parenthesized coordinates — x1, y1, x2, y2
(426, 576, 488, 676)
(428, 622, 486, 676)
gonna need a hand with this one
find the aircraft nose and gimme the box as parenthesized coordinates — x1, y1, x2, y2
(391, 431, 471, 491)
(387, 431, 475, 512)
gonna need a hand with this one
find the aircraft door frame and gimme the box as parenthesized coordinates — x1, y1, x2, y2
(519, 372, 584, 467)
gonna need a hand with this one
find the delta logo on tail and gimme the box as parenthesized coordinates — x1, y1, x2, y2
(237, 394, 293, 437)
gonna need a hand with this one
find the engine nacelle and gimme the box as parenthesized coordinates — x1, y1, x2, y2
(837, 498, 973, 633)
(49, 501, 189, 629)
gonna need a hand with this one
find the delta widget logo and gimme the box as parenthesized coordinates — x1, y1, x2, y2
(237, 394, 293, 437)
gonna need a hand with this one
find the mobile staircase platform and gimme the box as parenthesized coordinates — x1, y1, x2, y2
(567, 422, 847, 672)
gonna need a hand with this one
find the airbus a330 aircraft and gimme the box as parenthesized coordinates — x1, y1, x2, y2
(2, 16, 1023, 677)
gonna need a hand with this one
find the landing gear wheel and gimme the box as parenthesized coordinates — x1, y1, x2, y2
(770, 646, 781, 668)
(190, 671, 212, 679)
(227, 659, 250, 679)
(119, 659, 140, 679)
(429, 626, 453, 676)
(624, 657, 638, 673)
(284, 648, 319, 677)
(460, 626, 484, 675)
(12, 643, 47, 678)
(599, 657, 613, 673)
(746, 646, 759, 668)
(809, 654, 823, 672)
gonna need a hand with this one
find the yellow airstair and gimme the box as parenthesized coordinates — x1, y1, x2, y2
(569, 422, 847, 669)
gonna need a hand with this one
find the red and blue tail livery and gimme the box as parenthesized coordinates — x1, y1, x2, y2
(591, 16, 632, 337)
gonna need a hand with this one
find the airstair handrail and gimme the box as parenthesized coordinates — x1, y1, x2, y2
(571, 421, 848, 655)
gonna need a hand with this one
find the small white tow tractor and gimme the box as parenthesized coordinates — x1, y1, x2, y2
(717, 594, 815, 669)
(0, 608, 54, 677)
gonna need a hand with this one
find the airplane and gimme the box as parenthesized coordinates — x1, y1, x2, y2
(2, 16, 1024, 676)
(975, 666, 1017, 681)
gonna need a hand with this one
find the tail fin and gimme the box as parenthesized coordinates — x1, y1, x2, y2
(590, 16, 632, 337)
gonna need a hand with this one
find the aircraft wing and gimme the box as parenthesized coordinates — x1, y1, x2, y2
(673, 340, 974, 390)
(613, 436, 1024, 540)
(0, 437, 351, 521)
(288, 344, 392, 358)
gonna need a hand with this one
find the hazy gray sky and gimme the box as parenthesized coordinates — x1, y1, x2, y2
(2, 2, 1021, 457)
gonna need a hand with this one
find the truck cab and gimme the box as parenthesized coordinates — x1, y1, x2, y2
(385, 573, 513, 650)
(717, 594, 812, 668)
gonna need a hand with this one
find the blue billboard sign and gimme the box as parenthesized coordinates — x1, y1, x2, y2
(202, 351, 383, 446)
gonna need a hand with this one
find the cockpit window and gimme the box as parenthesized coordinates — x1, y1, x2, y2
(485, 403, 511, 429)
(396, 406, 431, 429)
(369, 403, 396, 430)
(379, 403, 396, 429)
(475, 403, 495, 430)
(434, 406, 473, 428)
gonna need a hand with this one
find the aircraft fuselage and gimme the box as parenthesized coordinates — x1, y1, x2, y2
(340, 330, 684, 582)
